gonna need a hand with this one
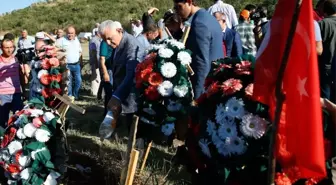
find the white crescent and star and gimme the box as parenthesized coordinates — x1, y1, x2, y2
(297, 76, 309, 101)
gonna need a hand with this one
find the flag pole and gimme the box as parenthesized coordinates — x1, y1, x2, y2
(267, 0, 303, 184)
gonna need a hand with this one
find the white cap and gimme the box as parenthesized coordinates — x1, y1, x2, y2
(35, 32, 45, 39)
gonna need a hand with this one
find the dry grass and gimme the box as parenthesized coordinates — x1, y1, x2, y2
(61, 44, 191, 185)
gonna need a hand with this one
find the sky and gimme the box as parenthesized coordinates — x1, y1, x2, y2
(0, 0, 40, 14)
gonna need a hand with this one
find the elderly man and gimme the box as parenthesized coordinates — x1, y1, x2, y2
(89, 31, 102, 96)
(92, 23, 100, 36)
(174, 0, 224, 99)
(99, 20, 145, 136)
(208, 0, 238, 29)
(62, 26, 83, 100)
(0, 39, 29, 127)
(17, 29, 35, 50)
(213, 11, 243, 58)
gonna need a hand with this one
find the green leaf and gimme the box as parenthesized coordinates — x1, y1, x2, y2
(45, 160, 55, 169)
(25, 142, 46, 151)
(0, 126, 5, 137)
(50, 81, 60, 89)
(35, 148, 51, 163)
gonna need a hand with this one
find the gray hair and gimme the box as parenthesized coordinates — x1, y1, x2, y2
(98, 20, 123, 35)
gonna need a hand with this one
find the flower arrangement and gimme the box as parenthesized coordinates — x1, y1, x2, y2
(182, 55, 271, 184)
(30, 46, 65, 106)
(0, 98, 62, 185)
(135, 39, 193, 138)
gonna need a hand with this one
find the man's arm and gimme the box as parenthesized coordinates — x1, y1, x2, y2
(44, 32, 56, 43)
(100, 56, 109, 82)
(233, 31, 243, 57)
(190, 21, 211, 99)
(112, 44, 142, 101)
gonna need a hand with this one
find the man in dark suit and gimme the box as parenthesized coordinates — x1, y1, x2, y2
(99, 20, 145, 133)
(213, 11, 243, 58)
(174, 0, 224, 99)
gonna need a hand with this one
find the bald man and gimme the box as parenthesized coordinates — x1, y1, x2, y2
(62, 26, 82, 100)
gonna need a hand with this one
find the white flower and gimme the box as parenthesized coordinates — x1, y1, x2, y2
(7, 141, 22, 155)
(198, 139, 211, 158)
(37, 69, 48, 79)
(20, 168, 31, 180)
(35, 129, 51, 143)
(31, 147, 47, 160)
(16, 128, 27, 140)
(173, 85, 188, 98)
(160, 62, 177, 78)
(216, 141, 232, 157)
(44, 171, 61, 185)
(161, 123, 174, 136)
(143, 108, 156, 115)
(158, 48, 174, 58)
(240, 113, 268, 139)
(167, 39, 185, 49)
(217, 124, 237, 140)
(23, 123, 37, 138)
(177, 51, 192, 65)
(43, 112, 55, 122)
(7, 180, 16, 185)
(30, 109, 44, 117)
(215, 103, 226, 123)
(150, 44, 166, 51)
(167, 100, 182, 112)
(211, 132, 222, 147)
(206, 120, 216, 136)
(229, 136, 247, 155)
(1, 150, 10, 161)
(225, 97, 245, 119)
(157, 81, 174, 97)
(217, 114, 235, 126)
(18, 155, 31, 167)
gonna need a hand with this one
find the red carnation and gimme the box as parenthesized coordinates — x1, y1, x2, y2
(235, 61, 252, 75)
(245, 83, 254, 98)
(222, 78, 243, 96)
(140, 68, 152, 82)
(144, 86, 160, 101)
(51, 74, 62, 83)
(214, 63, 232, 75)
(42, 88, 50, 98)
(40, 74, 52, 85)
(275, 173, 292, 185)
(204, 78, 215, 89)
(1, 135, 9, 148)
(15, 150, 23, 163)
(6, 164, 21, 174)
(148, 72, 163, 86)
(41, 58, 51, 70)
(206, 82, 220, 97)
(49, 58, 60, 67)
(8, 127, 17, 142)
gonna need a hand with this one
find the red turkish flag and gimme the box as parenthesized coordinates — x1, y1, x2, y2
(252, 0, 326, 181)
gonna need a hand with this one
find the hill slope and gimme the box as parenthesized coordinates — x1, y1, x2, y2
(0, 0, 273, 35)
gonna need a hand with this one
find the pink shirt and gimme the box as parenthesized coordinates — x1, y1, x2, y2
(0, 55, 21, 94)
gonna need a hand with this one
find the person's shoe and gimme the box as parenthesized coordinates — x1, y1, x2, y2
(75, 97, 83, 101)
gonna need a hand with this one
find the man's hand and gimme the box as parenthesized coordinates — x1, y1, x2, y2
(103, 72, 110, 82)
(107, 96, 122, 128)
(148, 7, 159, 15)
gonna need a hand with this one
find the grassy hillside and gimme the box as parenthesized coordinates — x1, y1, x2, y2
(0, 0, 274, 35)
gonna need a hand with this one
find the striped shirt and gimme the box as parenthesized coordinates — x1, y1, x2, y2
(0, 55, 21, 94)
(235, 22, 257, 56)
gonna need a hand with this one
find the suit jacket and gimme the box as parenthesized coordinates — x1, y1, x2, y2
(223, 28, 243, 58)
(112, 31, 145, 113)
(186, 9, 224, 99)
